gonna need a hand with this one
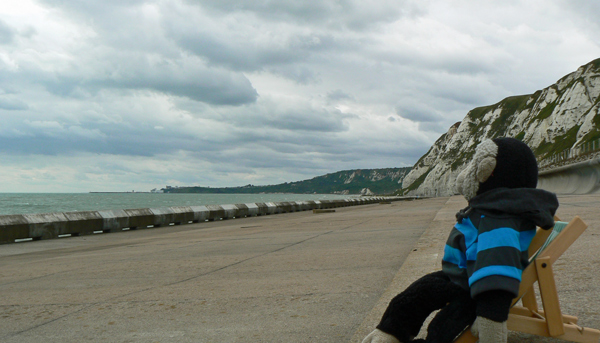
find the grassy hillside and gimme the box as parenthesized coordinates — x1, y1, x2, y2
(163, 167, 411, 195)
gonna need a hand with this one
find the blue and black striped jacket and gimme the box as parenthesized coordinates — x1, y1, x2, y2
(442, 187, 558, 298)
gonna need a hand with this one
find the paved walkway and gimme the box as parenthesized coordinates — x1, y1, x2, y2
(1, 194, 599, 343)
(0, 197, 448, 343)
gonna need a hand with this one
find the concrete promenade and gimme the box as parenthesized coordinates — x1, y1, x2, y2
(1, 194, 599, 342)
(0, 197, 447, 342)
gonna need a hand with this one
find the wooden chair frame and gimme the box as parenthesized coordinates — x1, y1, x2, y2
(456, 216, 600, 343)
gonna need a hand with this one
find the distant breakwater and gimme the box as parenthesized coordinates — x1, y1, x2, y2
(0, 197, 411, 244)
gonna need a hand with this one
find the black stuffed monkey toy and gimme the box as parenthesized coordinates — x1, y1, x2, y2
(363, 138, 559, 343)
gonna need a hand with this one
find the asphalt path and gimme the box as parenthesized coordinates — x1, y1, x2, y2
(0, 197, 449, 343)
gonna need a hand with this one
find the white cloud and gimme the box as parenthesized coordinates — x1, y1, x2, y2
(0, 0, 599, 192)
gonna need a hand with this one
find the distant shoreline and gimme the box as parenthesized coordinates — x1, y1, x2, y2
(89, 192, 151, 194)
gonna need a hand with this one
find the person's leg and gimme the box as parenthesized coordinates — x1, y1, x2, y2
(376, 271, 462, 341)
(420, 290, 476, 343)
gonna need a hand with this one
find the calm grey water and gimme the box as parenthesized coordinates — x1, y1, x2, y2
(0, 193, 357, 216)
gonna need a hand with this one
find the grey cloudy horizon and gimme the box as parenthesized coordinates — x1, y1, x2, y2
(1, 0, 599, 192)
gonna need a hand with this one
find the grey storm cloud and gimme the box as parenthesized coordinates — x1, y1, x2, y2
(33, 64, 258, 106)
(395, 102, 442, 123)
(2, 11, 258, 106)
(221, 100, 350, 133)
(0, 97, 28, 110)
(327, 89, 354, 101)
(1, 0, 600, 192)
(0, 19, 15, 44)
(195, 0, 413, 29)
(172, 28, 336, 73)
(96, 62, 258, 106)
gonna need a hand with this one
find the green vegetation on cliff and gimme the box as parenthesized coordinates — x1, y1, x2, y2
(163, 167, 411, 195)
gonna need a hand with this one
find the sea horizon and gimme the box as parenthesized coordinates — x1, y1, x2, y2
(0, 192, 358, 216)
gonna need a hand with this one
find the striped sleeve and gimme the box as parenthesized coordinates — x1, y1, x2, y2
(442, 217, 478, 290)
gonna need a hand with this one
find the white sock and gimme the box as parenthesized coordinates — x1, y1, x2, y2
(476, 316, 507, 343)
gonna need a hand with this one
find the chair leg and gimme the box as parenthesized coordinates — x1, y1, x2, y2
(520, 285, 538, 313)
(536, 256, 565, 337)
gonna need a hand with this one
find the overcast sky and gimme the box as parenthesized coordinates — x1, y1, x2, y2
(1, 0, 599, 192)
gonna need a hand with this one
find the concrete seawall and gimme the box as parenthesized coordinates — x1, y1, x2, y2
(0, 197, 405, 244)
(538, 157, 600, 194)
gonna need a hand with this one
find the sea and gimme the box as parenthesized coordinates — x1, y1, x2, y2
(0, 193, 358, 216)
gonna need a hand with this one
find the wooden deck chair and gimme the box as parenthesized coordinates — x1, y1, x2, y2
(455, 216, 600, 343)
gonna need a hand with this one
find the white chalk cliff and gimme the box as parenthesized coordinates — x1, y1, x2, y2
(402, 58, 600, 196)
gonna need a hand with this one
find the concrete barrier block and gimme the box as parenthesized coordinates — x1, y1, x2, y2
(64, 211, 104, 235)
(206, 205, 225, 221)
(331, 200, 345, 208)
(290, 201, 303, 212)
(240, 203, 259, 216)
(23, 212, 69, 240)
(0, 215, 30, 243)
(170, 206, 195, 224)
(255, 202, 270, 214)
(264, 202, 280, 214)
(98, 209, 130, 231)
(253, 203, 270, 216)
(274, 202, 292, 213)
(233, 204, 251, 217)
(319, 200, 334, 209)
(150, 207, 175, 226)
(220, 204, 238, 219)
(297, 201, 314, 211)
(296, 201, 308, 211)
(123, 208, 154, 229)
(190, 206, 210, 222)
(294, 201, 305, 211)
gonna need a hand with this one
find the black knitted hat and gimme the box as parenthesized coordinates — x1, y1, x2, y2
(476, 137, 538, 196)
